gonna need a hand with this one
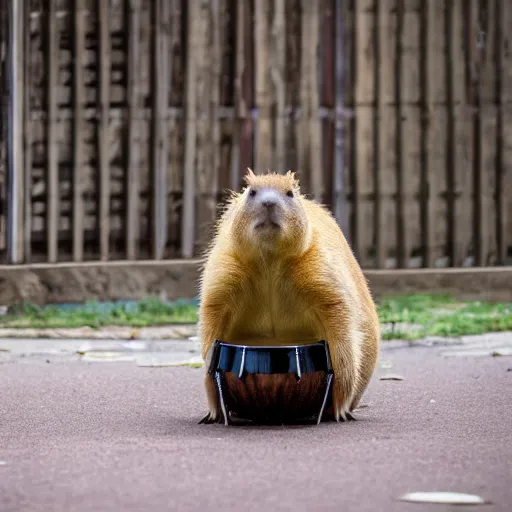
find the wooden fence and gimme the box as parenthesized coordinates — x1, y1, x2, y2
(0, 0, 511, 269)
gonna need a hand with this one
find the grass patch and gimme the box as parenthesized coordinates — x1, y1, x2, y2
(0, 298, 199, 329)
(378, 294, 512, 340)
(178, 362, 203, 368)
(0, 294, 511, 340)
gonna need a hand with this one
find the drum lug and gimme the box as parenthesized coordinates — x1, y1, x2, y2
(207, 340, 222, 377)
(316, 372, 334, 425)
(316, 340, 334, 424)
(214, 370, 230, 426)
(295, 347, 302, 382)
(238, 347, 246, 379)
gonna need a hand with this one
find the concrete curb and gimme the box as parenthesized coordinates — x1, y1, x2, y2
(0, 322, 509, 342)
(0, 324, 198, 340)
(0, 322, 409, 340)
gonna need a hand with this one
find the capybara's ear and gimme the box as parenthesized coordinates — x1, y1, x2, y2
(287, 170, 300, 189)
(244, 167, 256, 184)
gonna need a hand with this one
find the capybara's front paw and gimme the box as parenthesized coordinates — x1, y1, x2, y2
(201, 373, 227, 425)
(331, 379, 356, 422)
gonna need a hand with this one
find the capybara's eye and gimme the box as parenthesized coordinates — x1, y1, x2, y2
(286, 190, 294, 198)
(249, 189, 257, 197)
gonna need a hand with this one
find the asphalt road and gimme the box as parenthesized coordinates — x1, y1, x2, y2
(1, 342, 511, 512)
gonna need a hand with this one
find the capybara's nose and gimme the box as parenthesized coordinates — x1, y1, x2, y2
(258, 189, 280, 209)
(262, 199, 277, 209)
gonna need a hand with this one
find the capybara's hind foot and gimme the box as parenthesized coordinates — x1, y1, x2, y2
(321, 405, 356, 423)
(198, 412, 225, 425)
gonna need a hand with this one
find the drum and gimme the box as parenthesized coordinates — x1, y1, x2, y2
(204, 340, 334, 426)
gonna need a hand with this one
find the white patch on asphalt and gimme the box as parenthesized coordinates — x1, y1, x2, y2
(398, 492, 486, 505)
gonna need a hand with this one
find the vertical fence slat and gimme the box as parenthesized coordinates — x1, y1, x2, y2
(0, 0, 5, 259)
(254, 0, 272, 172)
(354, 0, 376, 267)
(332, 0, 351, 240)
(210, 0, 221, 204)
(400, 0, 422, 268)
(376, 0, 397, 269)
(425, 0, 448, 267)
(73, 0, 86, 262)
(195, 0, 221, 251)
(217, 1, 234, 196)
(500, 0, 512, 263)
(182, 0, 198, 258)
(297, 0, 307, 190)
(231, 0, 244, 189)
(468, 0, 480, 265)
(239, 1, 254, 188)
(321, 0, 333, 208)
(47, 1, 59, 263)
(151, 0, 169, 260)
(298, 0, 322, 200)
(450, 0, 473, 267)
(232, 0, 254, 190)
(310, 0, 322, 202)
(126, 0, 142, 260)
(8, 0, 25, 263)
(478, 0, 499, 266)
(23, 0, 32, 262)
(167, 0, 184, 253)
(271, 0, 286, 172)
(98, 0, 110, 261)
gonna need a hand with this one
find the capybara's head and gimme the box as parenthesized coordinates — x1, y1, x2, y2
(222, 169, 311, 258)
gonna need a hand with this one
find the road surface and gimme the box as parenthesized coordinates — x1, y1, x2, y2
(1, 336, 511, 511)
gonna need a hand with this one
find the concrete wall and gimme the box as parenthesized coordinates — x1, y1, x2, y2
(1, 261, 512, 307)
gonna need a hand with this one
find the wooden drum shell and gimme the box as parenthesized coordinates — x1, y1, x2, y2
(222, 371, 331, 423)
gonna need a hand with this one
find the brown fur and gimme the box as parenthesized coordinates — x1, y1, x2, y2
(198, 169, 380, 423)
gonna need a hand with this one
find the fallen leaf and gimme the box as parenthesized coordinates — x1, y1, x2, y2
(81, 352, 136, 363)
(84, 351, 123, 359)
(398, 492, 486, 505)
(129, 328, 140, 340)
(380, 374, 404, 381)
